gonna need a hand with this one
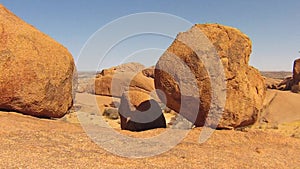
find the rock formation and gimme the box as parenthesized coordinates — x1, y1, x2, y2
(291, 58, 300, 93)
(264, 77, 283, 90)
(0, 5, 76, 118)
(119, 91, 166, 131)
(293, 58, 300, 82)
(264, 59, 300, 93)
(155, 24, 266, 128)
(92, 63, 155, 97)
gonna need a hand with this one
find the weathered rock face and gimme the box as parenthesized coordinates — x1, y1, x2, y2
(0, 5, 76, 118)
(293, 58, 300, 82)
(155, 24, 266, 128)
(119, 91, 166, 131)
(93, 63, 155, 97)
(291, 59, 300, 93)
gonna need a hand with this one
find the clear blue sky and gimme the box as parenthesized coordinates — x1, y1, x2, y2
(1, 0, 300, 71)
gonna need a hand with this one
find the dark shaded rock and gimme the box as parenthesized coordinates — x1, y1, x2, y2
(278, 77, 294, 90)
(291, 59, 300, 93)
(119, 91, 166, 131)
(291, 83, 300, 93)
(293, 58, 300, 82)
(264, 77, 282, 89)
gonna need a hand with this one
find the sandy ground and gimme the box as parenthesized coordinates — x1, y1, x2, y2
(0, 90, 299, 168)
(253, 90, 300, 138)
(261, 90, 300, 123)
(0, 111, 299, 168)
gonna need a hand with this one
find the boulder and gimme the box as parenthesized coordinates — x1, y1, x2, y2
(293, 58, 300, 82)
(291, 83, 300, 93)
(0, 5, 76, 118)
(273, 59, 300, 93)
(291, 59, 300, 93)
(96, 62, 145, 78)
(263, 75, 295, 91)
(119, 91, 166, 131)
(155, 24, 266, 128)
(278, 77, 294, 90)
(264, 77, 283, 90)
(93, 63, 155, 97)
(110, 62, 145, 74)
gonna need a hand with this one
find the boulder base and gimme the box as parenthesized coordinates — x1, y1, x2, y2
(119, 91, 166, 131)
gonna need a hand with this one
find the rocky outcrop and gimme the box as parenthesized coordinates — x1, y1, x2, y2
(119, 91, 166, 131)
(277, 77, 293, 90)
(77, 63, 157, 96)
(264, 77, 283, 90)
(264, 59, 300, 93)
(264, 76, 294, 91)
(293, 58, 300, 82)
(291, 59, 300, 93)
(0, 5, 76, 118)
(155, 24, 266, 128)
(93, 63, 155, 97)
(94, 71, 155, 97)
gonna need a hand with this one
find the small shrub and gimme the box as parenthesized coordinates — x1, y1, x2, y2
(103, 108, 119, 120)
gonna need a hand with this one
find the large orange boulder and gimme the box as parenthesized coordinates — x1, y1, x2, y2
(0, 5, 76, 118)
(155, 24, 266, 128)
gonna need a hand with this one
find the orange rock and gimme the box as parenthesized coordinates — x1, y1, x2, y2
(93, 63, 155, 97)
(155, 24, 266, 128)
(0, 4, 76, 118)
